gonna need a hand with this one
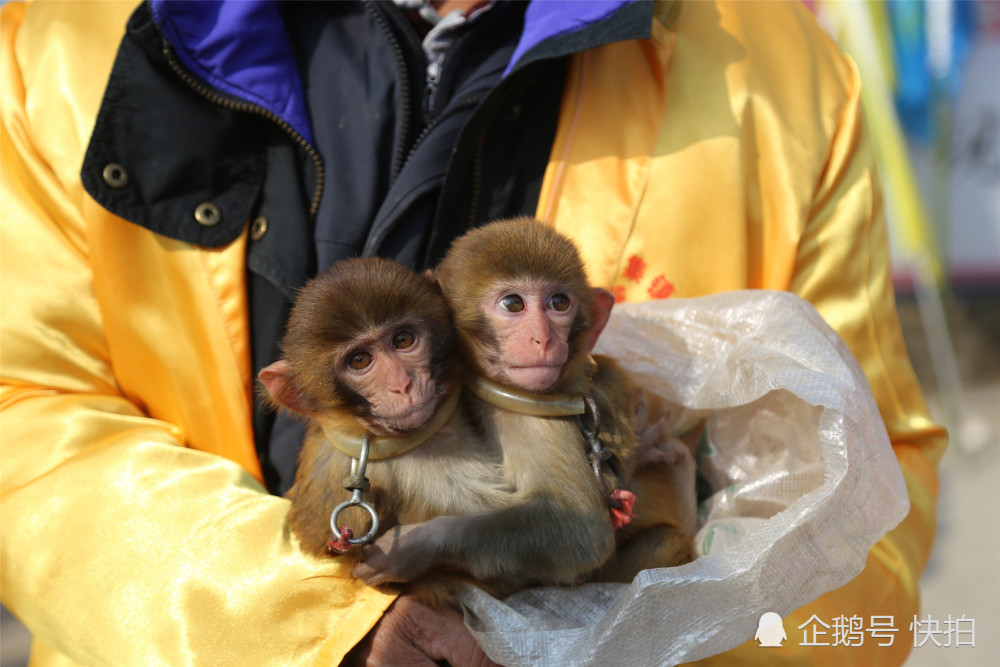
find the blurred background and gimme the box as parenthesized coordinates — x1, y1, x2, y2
(2, 1, 998, 665)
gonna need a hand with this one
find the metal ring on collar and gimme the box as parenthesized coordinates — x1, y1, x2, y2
(329, 492, 380, 546)
(329, 433, 379, 545)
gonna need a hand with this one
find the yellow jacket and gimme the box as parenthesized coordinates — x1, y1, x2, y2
(1, 1, 945, 665)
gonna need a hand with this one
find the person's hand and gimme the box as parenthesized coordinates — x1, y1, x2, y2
(343, 594, 500, 666)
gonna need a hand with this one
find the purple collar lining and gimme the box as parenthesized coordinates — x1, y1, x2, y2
(506, 0, 632, 76)
(150, 0, 635, 147)
(151, 0, 314, 143)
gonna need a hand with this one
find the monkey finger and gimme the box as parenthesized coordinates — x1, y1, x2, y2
(351, 559, 389, 584)
(638, 414, 670, 444)
(352, 555, 413, 585)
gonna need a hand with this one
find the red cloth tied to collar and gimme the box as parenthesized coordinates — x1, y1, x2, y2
(610, 488, 635, 530)
(326, 527, 354, 555)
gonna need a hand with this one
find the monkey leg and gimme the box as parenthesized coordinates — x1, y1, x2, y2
(627, 435, 698, 537)
(586, 433, 700, 583)
(590, 523, 695, 583)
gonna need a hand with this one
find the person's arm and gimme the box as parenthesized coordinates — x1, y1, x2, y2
(692, 52, 947, 667)
(535, 1, 946, 657)
(0, 4, 401, 664)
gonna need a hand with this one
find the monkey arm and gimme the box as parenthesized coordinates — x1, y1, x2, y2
(355, 494, 617, 587)
(0, 7, 393, 663)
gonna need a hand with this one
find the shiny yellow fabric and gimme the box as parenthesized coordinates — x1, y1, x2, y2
(1, 3, 396, 665)
(539, 2, 946, 664)
(1, 1, 945, 666)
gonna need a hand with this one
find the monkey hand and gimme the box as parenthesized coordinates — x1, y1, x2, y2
(635, 389, 669, 443)
(632, 437, 689, 468)
(631, 437, 696, 495)
(353, 523, 441, 586)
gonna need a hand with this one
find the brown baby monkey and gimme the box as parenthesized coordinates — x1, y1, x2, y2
(261, 256, 627, 605)
(438, 218, 694, 581)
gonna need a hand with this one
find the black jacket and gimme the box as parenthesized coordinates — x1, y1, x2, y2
(81, 0, 653, 492)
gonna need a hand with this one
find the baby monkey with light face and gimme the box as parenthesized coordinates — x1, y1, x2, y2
(262, 220, 693, 605)
(261, 254, 615, 605)
(433, 218, 695, 582)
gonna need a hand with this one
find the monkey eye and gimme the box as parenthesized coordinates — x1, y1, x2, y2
(499, 294, 525, 313)
(549, 292, 571, 312)
(348, 351, 373, 371)
(392, 330, 416, 350)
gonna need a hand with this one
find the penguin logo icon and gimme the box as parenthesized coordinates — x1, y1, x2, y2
(755, 612, 787, 647)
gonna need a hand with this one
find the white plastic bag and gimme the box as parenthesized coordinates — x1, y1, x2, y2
(458, 290, 910, 666)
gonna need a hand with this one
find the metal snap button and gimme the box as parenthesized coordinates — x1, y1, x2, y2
(194, 202, 222, 227)
(250, 216, 268, 241)
(102, 163, 129, 188)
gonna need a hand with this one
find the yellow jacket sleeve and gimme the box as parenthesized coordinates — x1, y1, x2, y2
(689, 32, 947, 667)
(1, 3, 394, 665)
(539, 2, 947, 663)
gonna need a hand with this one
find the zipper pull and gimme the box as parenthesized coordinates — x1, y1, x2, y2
(424, 61, 442, 116)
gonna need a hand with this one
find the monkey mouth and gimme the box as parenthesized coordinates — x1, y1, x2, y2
(377, 398, 440, 435)
(505, 364, 563, 392)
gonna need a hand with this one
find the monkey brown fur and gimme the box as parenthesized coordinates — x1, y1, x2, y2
(260, 257, 466, 557)
(262, 256, 633, 607)
(431, 218, 696, 582)
(352, 220, 622, 590)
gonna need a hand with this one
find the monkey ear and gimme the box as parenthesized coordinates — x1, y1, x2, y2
(586, 288, 615, 353)
(423, 268, 438, 284)
(259, 359, 316, 416)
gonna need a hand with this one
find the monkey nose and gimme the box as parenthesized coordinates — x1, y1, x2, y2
(526, 316, 552, 347)
(531, 326, 553, 348)
(387, 372, 413, 395)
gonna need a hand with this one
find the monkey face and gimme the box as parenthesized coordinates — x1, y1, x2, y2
(263, 256, 458, 437)
(477, 277, 578, 392)
(339, 321, 444, 435)
(435, 217, 598, 395)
